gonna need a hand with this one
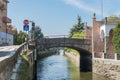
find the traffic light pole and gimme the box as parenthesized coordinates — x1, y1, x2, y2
(33, 48, 37, 80)
(29, 21, 37, 80)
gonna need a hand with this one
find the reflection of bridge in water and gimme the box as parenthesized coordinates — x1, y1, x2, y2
(29, 35, 92, 72)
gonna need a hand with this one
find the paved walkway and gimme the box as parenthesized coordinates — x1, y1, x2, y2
(0, 45, 19, 61)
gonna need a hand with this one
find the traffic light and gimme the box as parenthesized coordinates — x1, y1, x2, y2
(32, 22, 35, 27)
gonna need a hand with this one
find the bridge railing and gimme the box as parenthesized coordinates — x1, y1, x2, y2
(44, 35, 68, 38)
(44, 35, 92, 39)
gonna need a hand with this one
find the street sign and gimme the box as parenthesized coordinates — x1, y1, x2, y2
(23, 24, 29, 31)
(23, 19, 29, 25)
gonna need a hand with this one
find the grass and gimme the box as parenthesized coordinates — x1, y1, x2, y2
(18, 50, 31, 80)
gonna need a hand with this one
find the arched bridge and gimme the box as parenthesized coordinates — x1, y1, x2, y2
(29, 37, 91, 53)
(29, 37, 92, 72)
(36, 38, 91, 52)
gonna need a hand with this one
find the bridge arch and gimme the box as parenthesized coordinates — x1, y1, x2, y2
(39, 45, 92, 72)
(29, 38, 92, 72)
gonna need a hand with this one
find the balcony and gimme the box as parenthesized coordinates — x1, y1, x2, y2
(2, 16, 11, 23)
(0, 3, 6, 10)
(3, 0, 9, 3)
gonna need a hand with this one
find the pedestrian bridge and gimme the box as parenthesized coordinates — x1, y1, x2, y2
(29, 37, 91, 55)
(29, 37, 92, 72)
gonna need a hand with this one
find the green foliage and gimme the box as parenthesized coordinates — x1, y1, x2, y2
(69, 15, 84, 37)
(67, 15, 85, 54)
(31, 26, 44, 40)
(13, 29, 27, 45)
(112, 23, 120, 53)
(71, 32, 84, 39)
(13, 28, 18, 45)
(107, 15, 120, 21)
(18, 31, 27, 44)
(18, 57, 29, 80)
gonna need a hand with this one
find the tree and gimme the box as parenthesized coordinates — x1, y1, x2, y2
(18, 31, 27, 44)
(66, 15, 84, 54)
(13, 29, 27, 45)
(13, 28, 18, 45)
(69, 15, 84, 37)
(30, 26, 44, 39)
(107, 15, 120, 21)
(112, 23, 120, 53)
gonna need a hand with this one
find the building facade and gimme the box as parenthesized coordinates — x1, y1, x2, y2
(85, 13, 118, 58)
(0, 0, 14, 45)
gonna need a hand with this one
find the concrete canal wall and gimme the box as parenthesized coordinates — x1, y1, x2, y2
(93, 58, 120, 80)
(65, 52, 80, 68)
(65, 52, 120, 80)
(37, 50, 56, 60)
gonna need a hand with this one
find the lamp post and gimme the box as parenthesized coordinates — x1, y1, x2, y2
(5, 0, 9, 45)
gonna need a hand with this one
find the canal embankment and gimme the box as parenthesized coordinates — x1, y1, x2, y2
(93, 58, 120, 80)
(37, 50, 56, 60)
(65, 52, 80, 69)
(65, 52, 118, 80)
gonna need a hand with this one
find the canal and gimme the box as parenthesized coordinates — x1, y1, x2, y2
(37, 54, 114, 80)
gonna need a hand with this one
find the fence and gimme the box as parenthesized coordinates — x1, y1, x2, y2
(94, 52, 120, 60)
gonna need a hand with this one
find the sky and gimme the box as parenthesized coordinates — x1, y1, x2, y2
(8, 0, 120, 36)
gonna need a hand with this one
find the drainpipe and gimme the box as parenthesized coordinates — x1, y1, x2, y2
(104, 17, 107, 57)
(5, 0, 9, 45)
(104, 36, 107, 55)
(92, 13, 96, 58)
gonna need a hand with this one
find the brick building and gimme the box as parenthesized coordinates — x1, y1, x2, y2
(85, 13, 119, 58)
(0, 0, 14, 45)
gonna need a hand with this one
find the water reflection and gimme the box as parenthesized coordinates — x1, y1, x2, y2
(37, 54, 114, 80)
(37, 55, 70, 80)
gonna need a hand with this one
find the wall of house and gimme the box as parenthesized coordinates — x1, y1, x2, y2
(0, 0, 13, 45)
(91, 14, 118, 57)
(0, 30, 13, 45)
(92, 17, 105, 57)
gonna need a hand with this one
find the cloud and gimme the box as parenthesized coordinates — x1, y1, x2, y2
(63, 0, 101, 15)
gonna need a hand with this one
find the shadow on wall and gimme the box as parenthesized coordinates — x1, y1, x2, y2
(79, 49, 92, 72)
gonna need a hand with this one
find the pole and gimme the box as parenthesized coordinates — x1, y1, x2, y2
(101, 0, 103, 20)
(33, 49, 37, 80)
(6, 23, 7, 44)
(30, 21, 37, 80)
(34, 49, 37, 79)
(6, 1, 8, 45)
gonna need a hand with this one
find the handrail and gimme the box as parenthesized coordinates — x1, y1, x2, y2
(0, 42, 28, 73)
(44, 35, 92, 39)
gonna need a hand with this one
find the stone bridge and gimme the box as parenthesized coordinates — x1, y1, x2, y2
(29, 38, 91, 54)
(36, 38, 91, 53)
(29, 37, 92, 71)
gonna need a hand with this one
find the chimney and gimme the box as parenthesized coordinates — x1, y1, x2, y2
(93, 13, 96, 19)
(105, 17, 107, 24)
(85, 22, 87, 26)
(93, 13, 96, 22)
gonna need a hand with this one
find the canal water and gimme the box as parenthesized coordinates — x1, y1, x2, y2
(37, 54, 114, 80)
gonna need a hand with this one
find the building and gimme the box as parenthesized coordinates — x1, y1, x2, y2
(0, 0, 14, 45)
(85, 13, 119, 58)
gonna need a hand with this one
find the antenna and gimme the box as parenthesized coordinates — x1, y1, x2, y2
(101, 0, 103, 20)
